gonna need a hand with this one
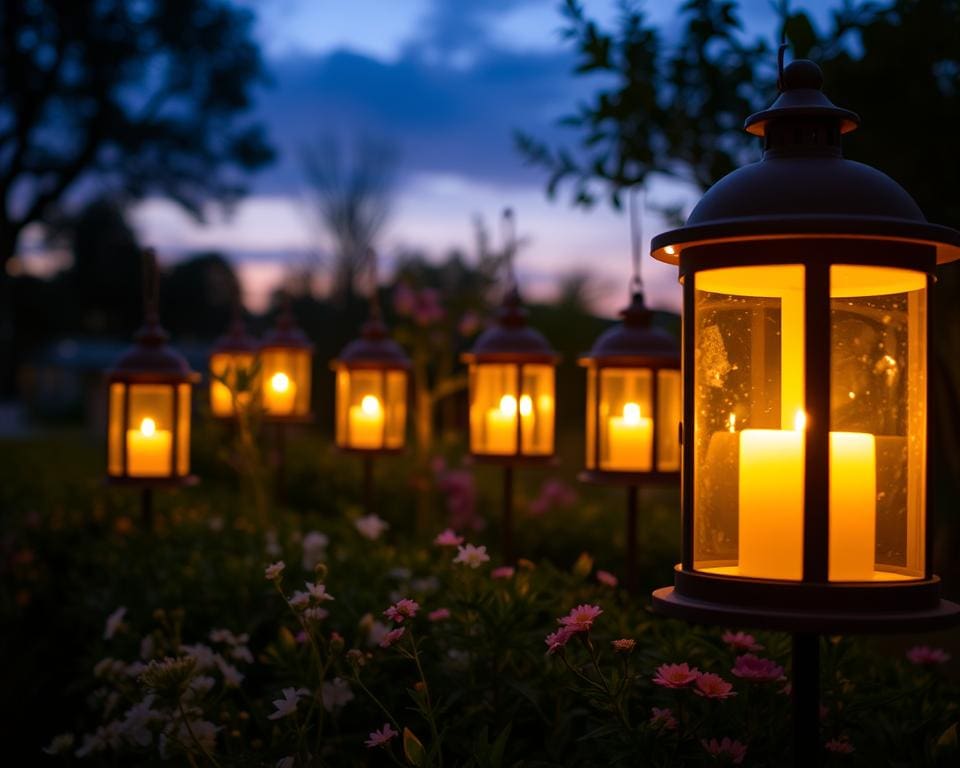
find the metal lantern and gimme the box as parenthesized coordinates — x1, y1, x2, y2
(259, 298, 313, 421)
(106, 249, 199, 490)
(209, 310, 259, 418)
(648, 58, 960, 765)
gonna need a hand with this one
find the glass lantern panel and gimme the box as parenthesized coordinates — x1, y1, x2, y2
(469, 363, 519, 455)
(127, 384, 175, 477)
(210, 352, 255, 417)
(657, 368, 682, 472)
(177, 383, 191, 476)
(261, 348, 311, 416)
(828, 265, 926, 582)
(693, 265, 806, 580)
(342, 369, 387, 450)
(598, 367, 653, 471)
(521, 364, 555, 455)
(384, 370, 407, 449)
(584, 366, 597, 470)
(108, 382, 125, 476)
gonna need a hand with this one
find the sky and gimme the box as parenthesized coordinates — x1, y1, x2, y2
(123, 0, 838, 315)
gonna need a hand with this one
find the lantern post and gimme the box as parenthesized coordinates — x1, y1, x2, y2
(105, 248, 199, 527)
(462, 210, 558, 563)
(649, 58, 960, 765)
(579, 188, 681, 591)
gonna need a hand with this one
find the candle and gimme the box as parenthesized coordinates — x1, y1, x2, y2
(606, 402, 653, 471)
(485, 394, 518, 454)
(828, 431, 876, 581)
(211, 380, 233, 416)
(348, 395, 385, 449)
(126, 417, 172, 477)
(265, 371, 296, 415)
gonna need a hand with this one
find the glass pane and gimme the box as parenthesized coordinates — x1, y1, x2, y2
(177, 383, 191, 476)
(598, 367, 653, 471)
(657, 368, 682, 472)
(385, 371, 407, 449)
(470, 364, 519, 455)
(210, 352, 255, 416)
(335, 370, 350, 447)
(344, 370, 386, 450)
(829, 265, 926, 581)
(693, 265, 805, 580)
(521, 364, 555, 455)
(584, 367, 596, 470)
(108, 382, 125, 476)
(127, 384, 175, 477)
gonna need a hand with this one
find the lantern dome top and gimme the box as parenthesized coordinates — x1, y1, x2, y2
(211, 311, 258, 355)
(260, 299, 313, 351)
(110, 319, 197, 380)
(651, 59, 960, 265)
(581, 292, 678, 364)
(334, 314, 411, 369)
(462, 287, 557, 363)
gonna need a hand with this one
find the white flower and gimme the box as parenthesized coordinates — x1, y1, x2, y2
(229, 644, 254, 664)
(118, 695, 160, 747)
(104, 607, 127, 640)
(321, 677, 355, 712)
(303, 606, 329, 622)
(306, 582, 335, 602)
(179, 643, 217, 672)
(267, 687, 311, 720)
(302, 531, 329, 570)
(42, 733, 74, 756)
(265, 561, 286, 581)
(453, 543, 490, 569)
(355, 514, 389, 540)
(215, 656, 244, 688)
(189, 676, 216, 696)
(75, 722, 123, 757)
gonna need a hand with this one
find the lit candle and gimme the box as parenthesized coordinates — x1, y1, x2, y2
(211, 380, 233, 416)
(264, 372, 296, 415)
(126, 417, 172, 477)
(485, 394, 518, 454)
(606, 402, 653, 471)
(828, 431, 876, 581)
(348, 395, 385, 449)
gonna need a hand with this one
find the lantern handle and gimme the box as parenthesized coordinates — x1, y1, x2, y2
(629, 185, 645, 296)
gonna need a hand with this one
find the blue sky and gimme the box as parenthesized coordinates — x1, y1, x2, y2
(126, 0, 838, 313)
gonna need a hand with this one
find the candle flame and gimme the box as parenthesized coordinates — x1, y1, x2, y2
(361, 394, 382, 416)
(271, 372, 290, 393)
(519, 395, 533, 417)
(622, 402, 641, 425)
(728, 413, 736, 433)
(499, 394, 517, 417)
(794, 410, 807, 431)
(140, 417, 156, 437)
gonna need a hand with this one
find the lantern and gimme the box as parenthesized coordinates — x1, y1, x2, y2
(107, 249, 199, 488)
(209, 310, 259, 418)
(259, 298, 313, 421)
(332, 312, 410, 454)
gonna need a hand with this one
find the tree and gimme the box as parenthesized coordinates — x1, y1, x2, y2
(160, 252, 243, 340)
(0, 0, 274, 390)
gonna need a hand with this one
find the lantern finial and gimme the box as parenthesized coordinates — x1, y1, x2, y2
(134, 247, 169, 347)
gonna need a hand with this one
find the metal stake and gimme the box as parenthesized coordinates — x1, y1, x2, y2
(502, 465, 514, 564)
(363, 454, 375, 514)
(625, 484, 639, 592)
(140, 486, 153, 530)
(792, 632, 821, 767)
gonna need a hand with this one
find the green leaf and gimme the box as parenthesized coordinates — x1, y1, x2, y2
(403, 727, 426, 766)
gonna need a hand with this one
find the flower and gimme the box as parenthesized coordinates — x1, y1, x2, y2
(612, 638, 636, 653)
(435, 467, 482, 532)
(306, 582, 335, 602)
(267, 687, 310, 720)
(453, 543, 490, 568)
(558, 604, 603, 633)
(265, 561, 285, 581)
(289, 591, 311, 610)
(650, 707, 678, 731)
(825, 738, 855, 754)
(545, 627, 576, 655)
(702, 737, 747, 764)
(302, 531, 329, 570)
(428, 608, 451, 622)
(365, 723, 399, 748)
(721, 630, 764, 653)
(652, 662, 701, 688)
(906, 645, 951, 665)
(384, 598, 420, 623)
(731, 654, 785, 682)
(303, 606, 329, 622)
(695, 673, 736, 700)
(321, 678, 354, 712)
(355, 514, 389, 540)
(433, 528, 464, 547)
(379, 627, 406, 648)
(528, 478, 578, 516)
(491, 566, 515, 580)
(104, 607, 127, 640)
(596, 570, 618, 588)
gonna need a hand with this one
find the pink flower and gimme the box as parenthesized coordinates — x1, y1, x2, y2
(825, 738, 855, 754)
(721, 630, 763, 653)
(436, 468, 481, 532)
(596, 570, 618, 588)
(413, 288, 445, 326)
(491, 566, 515, 580)
(365, 723, 399, 748)
(702, 737, 747, 764)
(453, 543, 490, 568)
(529, 478, 578, 516)
(558, 604, 603, 633)
(731, 654, 785, 682)
(384, 599, 420, 623)
(612, 638, 636, 653)
(379, 628, 406, 648)
(650, 707, 678, 731)
(428, 608, 450, 622)
(433, 528, 464, 547)
(652, 662, 701, 688)
(545, 627, 576, 655)
(906, 645, 951, 665)
(695, 673, 736, 700)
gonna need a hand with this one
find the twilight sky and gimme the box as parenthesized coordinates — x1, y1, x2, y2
(126, 0, 836, 314)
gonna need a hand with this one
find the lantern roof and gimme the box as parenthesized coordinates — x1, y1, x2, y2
(260, 298, 313, 351)
(462, 287, 558, 363)
(581, 292, 678, 365)
(109, 316, 197, 380)
(334, 312, 411, 370)
(211, 310, 258, 355)
(651, 59, 960, 265)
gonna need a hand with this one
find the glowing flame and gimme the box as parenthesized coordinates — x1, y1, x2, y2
(794, 410, 807, 431)
(271, 372, 290, 393)
(519, 395, 533, 417)
(140, 417, 156, 437)
(728, 413, 736, 433)
(361, 395, 382, 415)
(499, 394, 517, 417)
(623, 402, 642, 425)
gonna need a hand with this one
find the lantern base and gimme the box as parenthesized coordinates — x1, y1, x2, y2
(262, 413, 314, 424)
(467, 453, 558, 468)
(652, 585, 960, 634)
(337, 446, 405, 457)
(106, 475, 199, 489)
(578, 469, 679, 486)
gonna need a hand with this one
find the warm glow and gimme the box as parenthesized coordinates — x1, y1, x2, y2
(519, 394, 533, 417)
(622, 402, 641, 425)
(794, 409, 807, 431)
(499, 394, 517, 416)
(728, 413, 736, 433)
(361, 394, 382, 416)
(140, 417, 156, 437)
(271, 372, 290, 393)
